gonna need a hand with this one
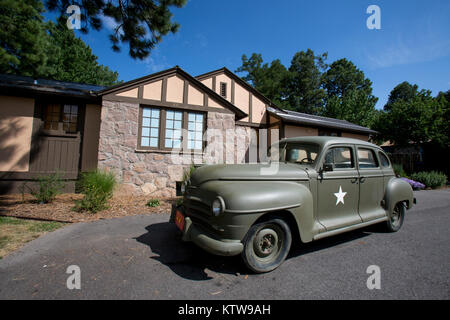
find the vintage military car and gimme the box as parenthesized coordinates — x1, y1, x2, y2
(173, 137, 416, 273)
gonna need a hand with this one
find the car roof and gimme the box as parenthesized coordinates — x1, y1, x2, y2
(279, 136, 381, 150)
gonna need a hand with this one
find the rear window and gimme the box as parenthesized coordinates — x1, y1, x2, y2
(378, 152, 391, 167)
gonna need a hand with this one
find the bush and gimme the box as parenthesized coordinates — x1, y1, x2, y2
(392, 163, 407, 177)
(409, 171, 447, 189)
(146, 199, 160, 207)
(74, 170, 117, 213)
(26, 173, 65, 204)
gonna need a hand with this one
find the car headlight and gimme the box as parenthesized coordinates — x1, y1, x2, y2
(211, 197, 225, 216)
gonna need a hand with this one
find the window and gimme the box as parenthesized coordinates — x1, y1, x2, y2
(165, 110, 182, 148)
(139, 106, 205, 151)
(220, 82, 227, 98)
(283, 143, 319, 165)
(378, 151, 391, 168)
(188, 113, 204, 150)
(44, 104, 61, 130)
(43, 103, 79, 133)
(141, 107, 160, 147)
(324, 147, 354, 169)
(357, 148, 379, 168)
(63, 105, 78, 133)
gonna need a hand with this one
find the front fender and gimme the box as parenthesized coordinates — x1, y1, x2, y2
(385, 177, 414, 213)
(201, 180, 309, 213)
(200, 180, 315, 243)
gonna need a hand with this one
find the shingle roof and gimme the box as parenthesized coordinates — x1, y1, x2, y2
(0, 73, 105, 98)
(268, 106, 377, 135)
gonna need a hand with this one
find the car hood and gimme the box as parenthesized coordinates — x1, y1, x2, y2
(189, 163, 310, 186)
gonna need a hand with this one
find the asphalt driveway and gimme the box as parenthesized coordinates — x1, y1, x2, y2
(0, 189, 449, 299)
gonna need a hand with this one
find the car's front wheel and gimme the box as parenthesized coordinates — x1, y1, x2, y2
(241, 218, 292, 273)
(385, 202, 405, 232)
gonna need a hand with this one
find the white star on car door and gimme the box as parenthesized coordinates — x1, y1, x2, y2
(334, 186, 347, 205)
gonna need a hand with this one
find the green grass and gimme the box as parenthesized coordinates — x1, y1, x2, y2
(0, 216, 31, 225)
(0, 236, 10, 249)
(27, 221, 63, 233)
(0, 216, 65, 258)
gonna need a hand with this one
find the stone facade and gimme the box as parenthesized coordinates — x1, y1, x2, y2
(98, 100, 254, 197)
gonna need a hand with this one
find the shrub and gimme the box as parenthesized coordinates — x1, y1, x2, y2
(146, 199, 160, 207)
(26, 173, 65, 204)
(74, 170, 117, 213)
(392, 163, 407, 177)
(409, 171, 447, 189)
(182, 163, 196, 184)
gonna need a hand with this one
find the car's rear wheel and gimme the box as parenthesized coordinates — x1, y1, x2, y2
(241, 218, 292, 273)
(385, 202, 405, 232)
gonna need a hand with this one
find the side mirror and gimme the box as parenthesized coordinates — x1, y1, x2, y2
(323, 163, 334, 172)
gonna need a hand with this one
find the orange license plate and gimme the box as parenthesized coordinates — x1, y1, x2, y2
(175, 210, 185, 231)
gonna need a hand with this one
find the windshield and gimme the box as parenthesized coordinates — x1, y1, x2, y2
(281, 143, 320, 165)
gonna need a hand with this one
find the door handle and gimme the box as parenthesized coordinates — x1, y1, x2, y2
(360, 176, 366, 183)
(351, 177, 358, 184)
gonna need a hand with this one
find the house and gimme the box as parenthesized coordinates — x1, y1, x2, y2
(0, 67, 376, 195)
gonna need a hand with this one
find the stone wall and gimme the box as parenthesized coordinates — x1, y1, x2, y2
(98, 100, 254, 197)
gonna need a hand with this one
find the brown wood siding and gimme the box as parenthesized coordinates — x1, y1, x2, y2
(29, 134, 80, 179)
(81, 104, 101, 171)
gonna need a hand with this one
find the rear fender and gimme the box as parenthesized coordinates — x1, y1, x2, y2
(385, 177, 414, 213)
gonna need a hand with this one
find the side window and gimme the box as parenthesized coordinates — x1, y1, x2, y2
(378, 151, 391, 168)
(357, 148, 379, 168)
(324, 147, 354, 169)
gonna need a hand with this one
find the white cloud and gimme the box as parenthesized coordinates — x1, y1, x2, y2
(140, 48, 171, 73)
(365, 10, 450, 69)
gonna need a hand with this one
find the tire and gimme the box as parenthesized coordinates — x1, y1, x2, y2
(385, 202, 405, 232)
(241, 218, 292, 273)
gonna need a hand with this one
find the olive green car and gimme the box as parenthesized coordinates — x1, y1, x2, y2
(173, 136, 416, 273)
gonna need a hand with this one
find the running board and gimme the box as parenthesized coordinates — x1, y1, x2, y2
(313, 216, 388, 241)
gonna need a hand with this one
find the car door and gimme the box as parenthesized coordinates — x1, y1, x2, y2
(356, 146, 386, 222)
(316, 145, 362, 231)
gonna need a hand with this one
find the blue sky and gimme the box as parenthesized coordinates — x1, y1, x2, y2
(48, 0, 450, 109)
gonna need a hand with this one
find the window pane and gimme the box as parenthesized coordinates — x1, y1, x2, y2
(174, 121, 181, 129)
(195, 141, 202, 150)
(166, 129, 173, 138)
(143, 109, 151, 117)
(379, 152, 390, 167)
(324, 147, 353, 168)
(141, 137, 150, 147)
(173, 140, 181, 148)
(196, 114, 203, 122)
(150, 138, 158, 147)
(151, 118, 159, 127)
(358, 148, 378, 168)
(165, 139, 172, 148)
(188, 114, 195, 122)
(142, 128, 150, 137)
(142, 118, 150, 127)
(174, 112, 182, 120)
(150, 128, 158, 137)
(166, 111, 174, 120)
(151, 109, 160, 118)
